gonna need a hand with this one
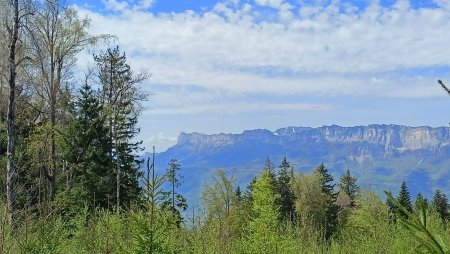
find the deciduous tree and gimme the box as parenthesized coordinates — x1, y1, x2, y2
(247, 169, 280, 253)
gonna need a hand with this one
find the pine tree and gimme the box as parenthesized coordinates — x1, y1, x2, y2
(397, 181, 413, 219)
(276, 157, 296, 221)
(314, 163, 339, 241)
(338, 169, 360, 207)
(432, 189, 449, 223)
(247, 169, 280, 253)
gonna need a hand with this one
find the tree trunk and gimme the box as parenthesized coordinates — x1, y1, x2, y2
(47, 102, 56, 201)
(47, 35, 57, 201)
(115, 129, 120, 213)
(172, 173, 175, 212)
(6, 0, 20, 228)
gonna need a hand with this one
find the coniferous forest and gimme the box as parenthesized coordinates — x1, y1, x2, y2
(1, 1, 450, 253)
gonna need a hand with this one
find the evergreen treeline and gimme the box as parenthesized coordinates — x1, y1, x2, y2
(2, 1, 450, 253)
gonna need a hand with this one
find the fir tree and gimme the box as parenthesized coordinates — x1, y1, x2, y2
(242, 176, 257, 220)
(62, 83, 113, 211)
(432, 189, 449, 223)
(314, 163, 340, 241)
(235, 186, 242, 202)
(338, 169, 360, 207)
(397, 181, 413, 218)
(276, 157, 296, 221)
(163, 159, 187, 225)
(94, 46, 147, 211)
(243, 177, 257, 202)
(386, 195, 397, 223)
(415, 193, 429, 213)
(263, 157, 276, 185)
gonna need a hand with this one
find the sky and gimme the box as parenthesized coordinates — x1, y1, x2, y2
(67, 0, 450, 152)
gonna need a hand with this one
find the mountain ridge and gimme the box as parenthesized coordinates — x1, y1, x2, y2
(148, 124, 450, 205)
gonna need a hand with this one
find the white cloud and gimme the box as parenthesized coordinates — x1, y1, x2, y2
(134, 0, 155, 10)
(255, 0, 283, 9)
(146, 102, 332, 115)
(102, 0, 128, 12)
(75, 1, 450, 100)
(434, 0, 450, 10)
(102, 0, 155, 12)
(254, 0, 294, 17)
(143, 132, 178, 151)
(145, 132, 177, 142)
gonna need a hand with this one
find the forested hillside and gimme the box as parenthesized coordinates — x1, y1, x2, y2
(1, 1, 450, 253)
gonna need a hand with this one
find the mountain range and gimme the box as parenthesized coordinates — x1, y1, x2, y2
(144, 124, 450, 206)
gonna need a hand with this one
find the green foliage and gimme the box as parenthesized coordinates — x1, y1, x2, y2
(276, 157, 296, 222)
(0, 182, 449, 254)
(130, 208, 182, 254)
(314, 163, 340, 241)
(292, 172, 327, 233)
(245, 169, 281, 253)
(416, 193, 430, 214)
(338, 191, 402, 253)
(61, 83, 113, 212)
(398, 181, 413, 218)
(432, 189, 450, 224)
(338, 169, 360, 208)
(162, 159, 187, 225)
(94, 46, 146, 210)
(21, 216, 69, 254)
(202, 170, 235, 220)
(386, 191, 450, 254)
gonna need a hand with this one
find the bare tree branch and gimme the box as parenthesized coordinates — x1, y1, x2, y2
(438, 80, 450, 96)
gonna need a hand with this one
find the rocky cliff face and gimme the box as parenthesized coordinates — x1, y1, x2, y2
(152, 125, 450, 205)
(178, 125, 450, 154)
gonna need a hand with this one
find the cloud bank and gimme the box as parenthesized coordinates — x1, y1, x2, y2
(76, 0, 450, 98)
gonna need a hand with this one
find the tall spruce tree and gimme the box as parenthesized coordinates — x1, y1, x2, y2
(62, 83, 113, 211)
(94, 46, 147, 211)
(276, 157, 296, 221)
(397, 181, 413, 219)
(235, 186, 242, 201)
(163, 159, 187, 225)
(263, 157, 276, 184)
(314, 163, 339, 241)
(432, 189, 449, 223)
(338, 169, 360, 207)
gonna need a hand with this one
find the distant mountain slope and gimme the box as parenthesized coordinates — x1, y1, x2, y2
(145, 124, 450, 205)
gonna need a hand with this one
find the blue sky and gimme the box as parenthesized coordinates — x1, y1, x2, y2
(68, 0, 450, 151)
